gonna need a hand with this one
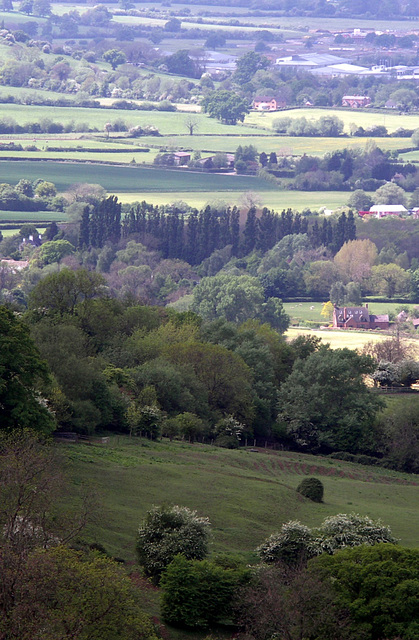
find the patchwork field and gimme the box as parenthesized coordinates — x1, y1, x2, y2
(116, 189, 353, 210)
(0, 160, 277, 192)
(0, 161, 356, 213)
(64, 436, 419, 564)
(246, 108, 419, 136)
(128, 133, 407, 156)
(286, 326, 399, 351)
(0, 104, 266, 136)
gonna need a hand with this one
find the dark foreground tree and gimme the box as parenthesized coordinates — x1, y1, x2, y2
(235, 563, 350, 640)
(1, 546, 158, 640)
(0, 431, 106, 638)
(313, 544, 419, 640)
(0, 306, 55, 433)
(161, 554, 250, 628)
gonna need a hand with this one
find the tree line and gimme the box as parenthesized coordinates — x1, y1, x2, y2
(78, 196, 355, 263)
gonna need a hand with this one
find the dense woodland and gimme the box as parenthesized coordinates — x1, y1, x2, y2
(2, 189, 419, 471)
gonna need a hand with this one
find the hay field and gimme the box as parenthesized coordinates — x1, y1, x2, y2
(286, 326, 391, 351)
(246, 108, 419, 135)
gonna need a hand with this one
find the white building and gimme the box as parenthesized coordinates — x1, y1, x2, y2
(369, 204, 407, 218)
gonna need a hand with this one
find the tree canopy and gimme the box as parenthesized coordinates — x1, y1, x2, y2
(0, 306, 55, 433)
(313, 544, 419, 640)
(136, 505, 210, 583)
(201, 90, 250, 125)
(277, 345, 382, 453)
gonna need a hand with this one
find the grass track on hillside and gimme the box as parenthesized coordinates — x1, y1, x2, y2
(65, 437, 419, 564)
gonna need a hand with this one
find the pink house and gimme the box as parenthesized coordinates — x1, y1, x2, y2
(253, 96, 286, 111)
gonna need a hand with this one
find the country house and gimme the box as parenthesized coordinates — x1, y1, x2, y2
(333, 304, 389, 330)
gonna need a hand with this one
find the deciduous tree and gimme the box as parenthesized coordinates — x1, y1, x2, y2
(313, 544, 419, 640)
(202, 90, 250, 125)
(334, 239, 378, 284)
(103, 49, 127, 70)
(277, 346, 382, 453)
(136, 505, 210, 583)
(0, 307, 55, 433)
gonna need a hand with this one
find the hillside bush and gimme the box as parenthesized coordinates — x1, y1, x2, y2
(136, 505, 210, 583)
(257, 513, 397, 565)
(160, 554, 250, 628)
(297, 477, 324, 502)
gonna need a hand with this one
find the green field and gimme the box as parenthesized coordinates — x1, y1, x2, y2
(1, 226, 46, 236)
(0, 160, 358, 212)
(246, 108, 419, 136)
(0, 133, 406, 165)
(64, 436, 419, 564)
(50, 1, 419, 35)
(116, 189, 353, 210)
(130, 133, 407, 156)
(0, 86, 79, 102)
(109, 11, 419, 40)
(0, 104, 266, 136)
(0, 149, 159, 165)
(399, 150, 419, 162)
(0, 161, 277, 192)
(283, 301, 410, 324)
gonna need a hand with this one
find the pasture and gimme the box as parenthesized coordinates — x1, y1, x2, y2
(131, 132, 407, 155)
(0, 103, 266, 136)
(116, 189, 354, 210)
(283, 301, 408, 324)
(285, 326, 380, 351)
(246, 108, 419, 136)
(1, 226, 46, 236)
(0, 160, 277, 193)
(0, 160, 358, 211)
(108, 9, 419, 40)
(50, 0, 419, 35)
(64, 436, 419, 564)
(285, 326, 419, 352)
(0, 148, 158, 165)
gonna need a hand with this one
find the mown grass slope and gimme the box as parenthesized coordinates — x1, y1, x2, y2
(64, 437, 419, 564)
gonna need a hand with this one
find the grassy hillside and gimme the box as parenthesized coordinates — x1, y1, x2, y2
(65, 437, 419, 564)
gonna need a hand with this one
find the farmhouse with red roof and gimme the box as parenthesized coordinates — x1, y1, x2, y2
(333, 304, 389, 330)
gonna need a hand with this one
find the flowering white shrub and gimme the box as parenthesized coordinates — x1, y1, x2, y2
(257, 513, 397, 565)
(136, 505, 210, 582)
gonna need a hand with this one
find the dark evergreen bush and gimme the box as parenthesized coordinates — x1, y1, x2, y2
(297, 477, 324, 503)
